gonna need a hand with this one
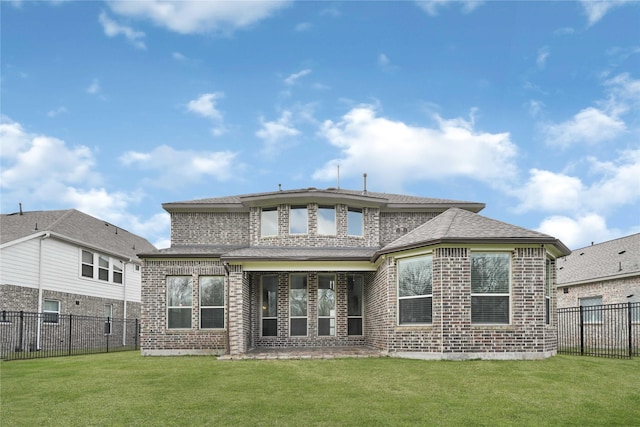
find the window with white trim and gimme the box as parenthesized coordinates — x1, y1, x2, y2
(113, 262, 123, 284)
(471, 253, 510, 324)
(347, 208, 363, 236)
(261, 275, 278, 336)
(289, 274, 308, 336)
(167, 276, 192, 329)
(289, 206, 308, 235)
(545, 259, 552, 325)
(104, 304, 113, 334)
(398, 255, 433, 324)
(98, 255, 109, 281)
(200, 276, 225, 329)
(81, 250, 94, 278)
(629, 296, 640, 323)
(317, 206, 336, 235)
(348, 274, 363, 335)
(580, 296, 602, 324)
(43, 300, 60, 324)
(80, 250, 124, 284)
(261, 207, 278, 237)
(318, 274, 336, 336)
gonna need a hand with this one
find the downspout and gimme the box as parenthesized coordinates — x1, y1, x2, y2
(36, 232, 51, 350)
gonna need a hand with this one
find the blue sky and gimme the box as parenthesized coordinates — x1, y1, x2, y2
(2, 0, 639, 250)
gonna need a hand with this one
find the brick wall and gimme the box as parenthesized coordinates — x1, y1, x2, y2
(379, 212, 439, 246)
(170, 212, 250, 245)
(557, 276, 640, 308)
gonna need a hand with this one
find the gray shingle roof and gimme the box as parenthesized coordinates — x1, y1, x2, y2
(163, 187, 485, 212)
(378, 207, 570, 256)
(557, 233, 640, 286)
(0, 209, 156, 261)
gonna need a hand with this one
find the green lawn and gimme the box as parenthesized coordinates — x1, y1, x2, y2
(1, 352, 639, 426)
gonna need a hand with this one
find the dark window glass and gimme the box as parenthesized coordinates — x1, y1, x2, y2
(348, 318, 363, 336)
(471, 296, 509, 324)
(291, 318, 307, 336)
(399, 297, 432, 324)
(262, 319, 278, 336)
(201, 308, 224, 329)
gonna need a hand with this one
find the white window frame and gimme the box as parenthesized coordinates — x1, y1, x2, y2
(43, 299, 60, 324)
(81, 250, 94, 278)
(199, 276, 225, 329)
(104, 304, 113, 335)
(167, 276, 193, 329)
(545, 258, 552, 325)
(580, 296, 603, 324)
(289, 205, 308, 235)
(113, 262, 123, 284)
(471, 252, 511, 325)
(347, 208, 363, 237)
(347, 274, 364, 336)
(318, 274, 336, 336)
(289, 273, 308, 336)
(80, 249, 124, 284)
(397, 255, 433, 325)
(317, 206, 336, 235)
(261, 275, 279, 337)
(260, 207, 278, 237)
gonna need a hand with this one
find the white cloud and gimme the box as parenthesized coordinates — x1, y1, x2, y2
(377, 53, 397, 72)
(415, 0, 484, 16)
(186, 92, 226, 136)
(313, 104, 517, 191)
(47, 107, 68, 118)
(284, 69, 311, 86)
(528, 99, 544, 117)
(543, 107, 626, 147)
(99, 11, 146, 49)
(536, 46, 550, 69)
(120, 144, 239, 188)
(579, 0, 634, 26)
(513, 149, 640, 214)
(537, 213, 618, 249)
(256, 111, 300, 154)
(295, 22, 312, 32)
(86, 78, 101, 95)
(107, 0, 291, 35)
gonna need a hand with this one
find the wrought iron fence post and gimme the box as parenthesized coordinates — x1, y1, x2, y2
(17, 311, 24, 352)
(579, 305, 584, 356)
(628, 302, 633, 358)
(106, 317, 110, 353)
(68, 314, 73, 356)
(135, 319, 139, 350)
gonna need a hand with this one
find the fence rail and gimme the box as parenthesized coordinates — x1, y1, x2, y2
(558, 302, 640, 359)
(0, 311, 139, 361)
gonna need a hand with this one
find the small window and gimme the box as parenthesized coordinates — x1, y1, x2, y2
(81, 250, 94, 278)
(98, 255, 110, 281)
(289, 274, 308, 336)
(398, 255, 433, 325)
(167, 276, 192, 329)
(104, 304, 113, 334)
(348, 274, 364, 335)
(471, 253, 510, 324)
(261, 208, 278, 237)
(317, 206, 336, 235)
(289, 206, 308, 235)
(261, 275, 278, 337)
(43, 300, 60, 324)
(200, 276, 225, 329)
(318, 274, 336, 336)
(347, 208, 363, 237)
(113, 262, 123, 284)
(545, 259, 552, 325)
(580, 296, 602, 324)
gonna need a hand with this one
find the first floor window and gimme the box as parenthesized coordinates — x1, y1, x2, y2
(167, 276, 192, 329)
(318, 274, 336, 336)
(545, 259, 552, 325)
(200, 276, 225, 329)
(289, 274, 308, 336)
(471, 253, 510, 324)
(261, 275, 278, 336)
(580, 296, 603, 324)
(630, 296, 640, 323)
(398, 255, 433, 324)
(104, 304, 113, 334)
(348, 274, 363, 335)
(43, 300, 60, 324)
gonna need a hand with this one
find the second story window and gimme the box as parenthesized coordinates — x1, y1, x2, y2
(289, 206, 308, 235)
(261, 207, 278, 237)
(347, 208, 363, 237)
(317, 206, 336, 235)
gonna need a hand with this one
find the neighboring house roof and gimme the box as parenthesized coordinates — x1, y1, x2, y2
(0, 209, 156, 262)
(376, 207, 571, 257)
(162, 187, 486, 212)
(557, 233, 640, 287)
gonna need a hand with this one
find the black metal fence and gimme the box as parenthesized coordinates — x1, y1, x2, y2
(558, 302, 640, 359)
(0, 311, 139, 361)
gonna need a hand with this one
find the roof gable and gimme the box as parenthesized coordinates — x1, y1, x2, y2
(1, 209, 156, 261)
(379, 207, 570, 255)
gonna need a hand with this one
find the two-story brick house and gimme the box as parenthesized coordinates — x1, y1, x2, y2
(139, 187, 570, 360)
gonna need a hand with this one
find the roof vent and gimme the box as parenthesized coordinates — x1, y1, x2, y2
(363, 173, 368, 194)
(618, 250, 626, 255)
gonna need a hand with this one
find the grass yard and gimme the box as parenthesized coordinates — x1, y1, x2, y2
(1, 352, 639, 426)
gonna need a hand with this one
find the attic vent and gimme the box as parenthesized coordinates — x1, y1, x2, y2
(618, 250, 626, 255)
(579, 252, 584, 256)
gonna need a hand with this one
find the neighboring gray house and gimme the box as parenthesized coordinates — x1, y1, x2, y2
(139, 187, 570, 360)
(557, 233, 640, 309)
(0, 209, 156, 320)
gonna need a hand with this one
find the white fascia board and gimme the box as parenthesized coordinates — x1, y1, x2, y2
(237, 260, 377, 272)
(0, 231, 47, 249)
